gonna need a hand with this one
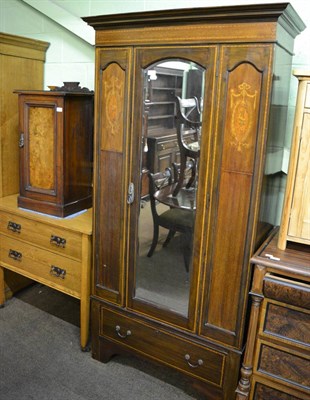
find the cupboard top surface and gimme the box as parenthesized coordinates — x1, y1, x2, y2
(0, 195, 92, 235)
(251, 228, 310, 280)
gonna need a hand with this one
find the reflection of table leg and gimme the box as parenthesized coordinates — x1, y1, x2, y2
(0, 266, 5, 307)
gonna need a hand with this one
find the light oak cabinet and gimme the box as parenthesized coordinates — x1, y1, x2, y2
(278, 71, 310, 249)
(84, 4, 305, 398)
(0, 194, 92, 350)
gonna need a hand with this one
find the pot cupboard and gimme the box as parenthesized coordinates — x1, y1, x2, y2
(84, 4, 305, 398)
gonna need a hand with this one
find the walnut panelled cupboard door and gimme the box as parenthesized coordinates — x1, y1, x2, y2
(84, 4, 305, 399)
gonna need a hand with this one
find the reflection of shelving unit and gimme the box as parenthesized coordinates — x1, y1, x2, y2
(147, 66, 183, 131)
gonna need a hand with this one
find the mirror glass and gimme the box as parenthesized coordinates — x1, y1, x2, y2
(135, 59, 205, 317)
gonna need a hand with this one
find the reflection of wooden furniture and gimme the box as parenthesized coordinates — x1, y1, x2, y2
(147, 129, 197, 173)
(278, 71, 310, 250)
(84, 5, 305, 399)
(147, 66, 183, 131)
(147, 170, 195, 259)
(174, 96, 201, 195)
(15, 90, 94, 217)
(0, 33, 49, 298)
(0, 194, 92, 350)
(236, 227, 310, 399)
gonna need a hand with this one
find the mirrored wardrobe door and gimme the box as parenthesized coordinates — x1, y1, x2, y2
(127, 47, 217, 329)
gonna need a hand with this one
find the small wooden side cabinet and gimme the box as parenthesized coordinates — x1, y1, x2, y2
(236, 227, 310, 399)
(0, 194, 92, 350)
(15, 89, 94, 218)
(278, 71, 310, 249)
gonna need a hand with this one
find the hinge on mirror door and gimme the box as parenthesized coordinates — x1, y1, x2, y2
(127, 182, 134, 204)
(19, 133, 24, 148)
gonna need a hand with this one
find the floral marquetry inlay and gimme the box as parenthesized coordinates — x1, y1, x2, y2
(230, 82, 257, 152)
(101, 63, 125, 153)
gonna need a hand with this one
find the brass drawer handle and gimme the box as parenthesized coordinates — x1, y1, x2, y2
(50, 265, 66, 279)
(115, 325, 131, 339)
(8, 249, 22, 261)
(50, 235, 66, 248)
(184, 354, 203, 368)
(7, 221, 21, 233)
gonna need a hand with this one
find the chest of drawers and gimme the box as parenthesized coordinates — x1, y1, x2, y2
(236, 228, 310, 399)
(0, 194, 92, 350)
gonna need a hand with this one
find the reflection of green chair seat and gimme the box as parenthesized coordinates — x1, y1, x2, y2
(159, 208, 195, 231)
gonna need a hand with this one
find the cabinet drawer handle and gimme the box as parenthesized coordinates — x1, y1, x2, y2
(8, 249, 22, 261)
(115, 325, 131, 339)
(50, 235, 66, 248)
(159, 144, 166, 150)
(184, 354, 203, 368)
(50, 265, 66, 279)
(7, 221, 21, 233)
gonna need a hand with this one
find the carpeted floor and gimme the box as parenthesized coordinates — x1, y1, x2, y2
(0, 284, 204, 400)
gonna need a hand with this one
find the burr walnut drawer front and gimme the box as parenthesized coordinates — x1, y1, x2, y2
(255, 341, 310, 393)
(252, 380, 307, 400)
(261, 301, 310, 348)
(0, 235, 81, 295)
(99, 306, 225, 387)
(0, 211, 82, 260)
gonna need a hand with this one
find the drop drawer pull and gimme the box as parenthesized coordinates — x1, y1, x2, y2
(115, 325, 131, 339)
(50, 265, 66, 279)
(8, 249, 22, 261)
(50, 235, 66, 248)
(184, 354, 203, 368)
(7, 221, 21, 233)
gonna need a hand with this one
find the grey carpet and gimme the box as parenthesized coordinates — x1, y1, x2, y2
(0, 287, 204, 400)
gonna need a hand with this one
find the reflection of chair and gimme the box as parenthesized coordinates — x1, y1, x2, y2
(147, 169, 195, 271)
(173, 96, 202, 196)
(172, 159, 197, 190)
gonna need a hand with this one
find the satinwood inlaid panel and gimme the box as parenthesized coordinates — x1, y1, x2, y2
(94, 48, 132, 304)
(202, 45, 272, 346)
(28, 105, 55, 190)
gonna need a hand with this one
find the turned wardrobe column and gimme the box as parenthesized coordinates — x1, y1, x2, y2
(236, 265, 266, 399)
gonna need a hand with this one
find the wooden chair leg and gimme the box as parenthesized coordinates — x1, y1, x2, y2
(147, 224, 159, 257)
(173, 154, 186, 196)
(163, 230, 176, 247)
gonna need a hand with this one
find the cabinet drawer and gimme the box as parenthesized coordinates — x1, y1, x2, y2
(157, 139, 178, 152)
(263, 274, 310, 310)
(99, 306, 225, 387)
(256, 341, 310, 392)
(253, 381, 306, 400)
(0, 211, 82, 260)
(0, 235, 81, 296)
(262, 301, 310, 348)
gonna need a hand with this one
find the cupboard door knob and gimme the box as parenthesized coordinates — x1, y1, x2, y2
(184, 354, 203, 368)
(50, 235, 66, 248)
(7, 221, 21, 233)
(115, 325, 131, 339)
(8, 249, 22, 261)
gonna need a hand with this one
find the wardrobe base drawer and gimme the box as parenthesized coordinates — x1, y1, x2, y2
(99, 305, 225, 388)
(0, 235, 81, 297)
